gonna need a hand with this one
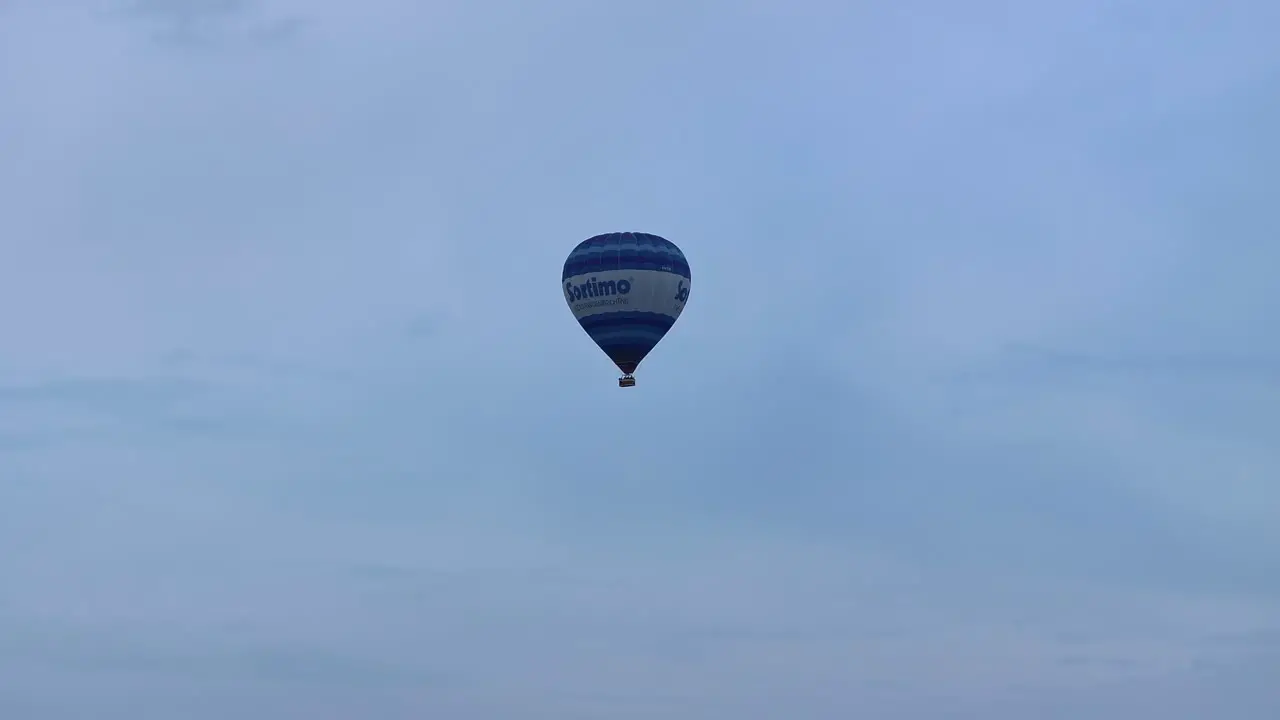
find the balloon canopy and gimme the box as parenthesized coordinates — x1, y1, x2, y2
(562, 232, 691, 386)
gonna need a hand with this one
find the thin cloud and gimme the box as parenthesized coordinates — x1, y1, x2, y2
(953, 344, 1280, 385)
(1, 0, 1277, 717)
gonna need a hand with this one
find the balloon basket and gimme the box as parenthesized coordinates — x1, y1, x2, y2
(618, 375, 636, 388)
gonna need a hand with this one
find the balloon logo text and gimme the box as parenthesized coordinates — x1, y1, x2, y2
(564, 277, 633, 302)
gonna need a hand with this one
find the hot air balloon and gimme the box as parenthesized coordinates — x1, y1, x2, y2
(562, 232, 691, 387)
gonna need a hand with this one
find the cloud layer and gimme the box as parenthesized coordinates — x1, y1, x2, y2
(2, 0, 1278, 717)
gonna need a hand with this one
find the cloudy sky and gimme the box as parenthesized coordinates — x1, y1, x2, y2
(2, 0, 1278, 717)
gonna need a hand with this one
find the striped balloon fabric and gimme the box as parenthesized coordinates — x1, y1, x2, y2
(561, 232, 691, 385)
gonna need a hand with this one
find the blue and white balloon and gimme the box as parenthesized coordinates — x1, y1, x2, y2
(562, 232, 691, 385)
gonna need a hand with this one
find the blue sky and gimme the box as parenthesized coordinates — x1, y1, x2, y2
(1, 0, 1278, 717)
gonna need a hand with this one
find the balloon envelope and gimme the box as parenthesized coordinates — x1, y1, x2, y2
(562, 232, 691, 377)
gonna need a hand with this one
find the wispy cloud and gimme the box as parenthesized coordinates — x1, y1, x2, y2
(107, 0, 305, 47)
(956, 344, 1280, 385)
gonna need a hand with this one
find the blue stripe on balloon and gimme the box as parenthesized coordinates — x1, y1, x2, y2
(568, 234, 678, 256)
(577, 311, 676, 333)
(575, 231, 670, 251)
(596, 342, 662, 372)
(578, 311, 676, 370)
(584, 326, 670, 345)
(562, 232, 691, 280)
(589, 331, 668, 350)
(563, 253, 690, 279)
(584, 327, 673, 344)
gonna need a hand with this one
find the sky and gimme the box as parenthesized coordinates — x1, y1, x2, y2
(1, 0, 1278, 717)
